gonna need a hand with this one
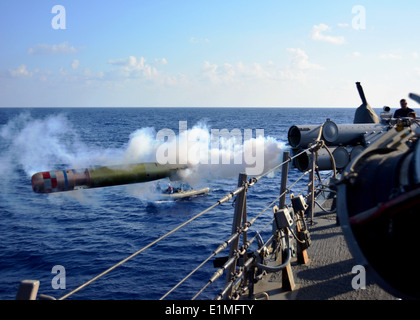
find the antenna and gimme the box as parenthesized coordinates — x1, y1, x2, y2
(356, 82, 367, 105)
(409, 93, 420, 105)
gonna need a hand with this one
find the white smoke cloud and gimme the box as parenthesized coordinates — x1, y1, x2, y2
(311, 24, 346, 45)
(0, 113, 284, 199)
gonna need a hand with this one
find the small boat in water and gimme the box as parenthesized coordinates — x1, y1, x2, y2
(155, 181, 210, 199)
(20, 82, 419, 301)
(160, 187, 210, 199)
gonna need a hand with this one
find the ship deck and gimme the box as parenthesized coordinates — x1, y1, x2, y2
(248, 198, 396, 300)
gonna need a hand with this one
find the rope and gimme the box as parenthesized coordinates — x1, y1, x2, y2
(57, 145, 317, 300)
(160, 228, 244, 300)
(161, 191, 281, 300)
(256, 233, 291, 272)
(58, 196, 226, 300)
(160, 252, 216, 300)
(189, 208, 278, 300)
(190, 190, 300, 299)
(176, 130, 341, 299)
(315, 200, 336, 214)
(253, 145, 316, 183)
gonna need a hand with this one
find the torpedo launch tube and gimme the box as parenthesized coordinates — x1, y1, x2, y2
(31, 162, 187, 193)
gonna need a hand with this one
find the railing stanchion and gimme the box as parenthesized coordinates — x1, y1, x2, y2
(279, 151, 290, 209)
(279, 151, 295, 291)
(225, 173, 248, 299)
(308, 151, 316, 225)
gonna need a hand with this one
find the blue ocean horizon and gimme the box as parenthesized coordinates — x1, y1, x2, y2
(0, 106, 412, 300)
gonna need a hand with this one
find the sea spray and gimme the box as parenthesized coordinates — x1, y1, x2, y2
(0, 112, 122, 176)
(1, 113, 285, 200)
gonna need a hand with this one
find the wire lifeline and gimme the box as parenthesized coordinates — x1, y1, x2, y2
(225, 233, 283, 299)
(218, 180, 313, 297)
(222, 232, 278, 299)
(160, 253, 215, 300)
(176, 197, 280, 300)
(60, 170, 272, 299)
(192, 249, 243, 300)
(256, 234, 292, 273)
(161, 155, 314, 299)
(58, 199, 223, 300)
(187, 174, 312, 299)
(189, 202, 278, 299)
(159, 230, 242, 300)
(59, 146, 317, 300)
(216, 268, 245, 300)
(192, 215, 279, 299)
(191, 196, 285, 299)
(288, 227, 306, 244)
(191, 169, 313, 299)
(188, 215, 275, 300)
(250, 168, 311, 228)
(253, 145, 316, 183)
(194, 145, 332, 299)
(315, 200, 336, 214)
(245, 167, 313, 240)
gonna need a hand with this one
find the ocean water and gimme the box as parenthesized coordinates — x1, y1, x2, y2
(0, 107, 365, 300)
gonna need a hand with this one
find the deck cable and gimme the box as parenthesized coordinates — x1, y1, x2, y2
(59, 195, 228, 300)
(187, 170, 312, 299)
(253, 145, 317, 183)
(160, 188, 285, 300)
(58, 145, 317, 300)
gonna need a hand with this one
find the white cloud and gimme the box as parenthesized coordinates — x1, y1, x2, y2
(353, 52, 362, 57)
(82, 68, 105, 81)
(107, 57, 130, 66)
(202, 61, 235, 84)
(9, 65, 32, 78)
(106, 56, 187, 87)
(311, 24, 346, 45)
(286, 48, 323, 71)
(108, 56, 159, 79)
(4, 49, 324, 107)
(71, 59, 80, 70)
(190, 37, 210, 44)
(202, 61, 279, 85)
(27, 42, 79, 55)
(379, 53, 402, 60)
(202, 48, 322, 85)
(154, 58, 168, 65)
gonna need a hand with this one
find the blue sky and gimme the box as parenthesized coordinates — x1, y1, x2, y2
(1, 0, 420, 107)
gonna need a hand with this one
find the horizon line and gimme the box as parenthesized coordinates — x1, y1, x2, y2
(0, 105, 391, 109)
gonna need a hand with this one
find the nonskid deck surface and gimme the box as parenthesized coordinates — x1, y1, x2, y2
(250, 199, 395, 300)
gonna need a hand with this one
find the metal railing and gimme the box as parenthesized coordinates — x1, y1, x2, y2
(17, 142, 333, 300)
(189, 149, 321, 300)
